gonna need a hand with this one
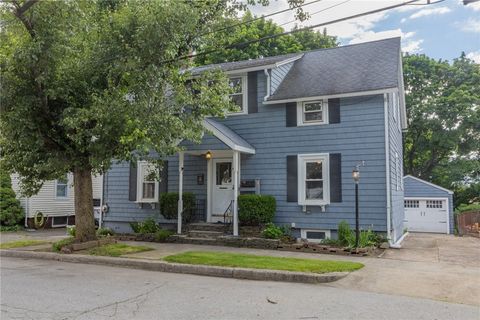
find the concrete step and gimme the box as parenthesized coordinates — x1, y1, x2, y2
(188, 230, 224, 239)
(186, 223, 228, 232)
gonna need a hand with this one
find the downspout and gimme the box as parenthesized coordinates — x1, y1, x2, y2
(263, 69, 271, 101)
(383, 93, 394, 247)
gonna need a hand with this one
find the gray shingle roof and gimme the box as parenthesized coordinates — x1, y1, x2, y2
(189, 53, 303, 75)
(203, 118, 255, 154)
(267, 37, 401, 101)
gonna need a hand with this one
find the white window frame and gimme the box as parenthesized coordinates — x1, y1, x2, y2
(136, 161, 159, 203)
(55, 175, 69, 199)
(300, 229, 331, 243)
(296, 99, 329, 126)
(297, 153, 330, 206)
(227, 75, 248, 116)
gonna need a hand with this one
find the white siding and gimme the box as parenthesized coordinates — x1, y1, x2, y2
(11, 174, 103, 217)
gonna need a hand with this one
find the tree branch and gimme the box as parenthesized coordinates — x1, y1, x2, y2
(11, 0, 39, 38)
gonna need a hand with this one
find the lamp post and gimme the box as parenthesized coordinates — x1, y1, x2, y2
(352, 167, 360, 248)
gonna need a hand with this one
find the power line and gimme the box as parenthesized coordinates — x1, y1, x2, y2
(168, 0, 424, 64)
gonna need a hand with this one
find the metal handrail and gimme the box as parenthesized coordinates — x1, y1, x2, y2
(223, 200, 234, 233)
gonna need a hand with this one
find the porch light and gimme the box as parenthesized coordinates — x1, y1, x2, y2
(205, 151, 212, 160)
(352, 167, 360, 183)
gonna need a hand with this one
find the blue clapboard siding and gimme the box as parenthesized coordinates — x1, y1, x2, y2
(404, 176, 454, 234)
(104, 71, 393, 234)
(388, 93, 405, 242)
(271, 62, 294, 94)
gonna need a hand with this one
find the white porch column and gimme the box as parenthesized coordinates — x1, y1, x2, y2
(232, 151, 240, 236)
(177, 152, 184, 234)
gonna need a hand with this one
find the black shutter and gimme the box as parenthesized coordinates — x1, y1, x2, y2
(128, 161, 137, 201)
(286, 155, 298, 202)
(328, 98, 341, 124)
(286, 102, 297, 127)
(248, 72, 258, 114)
(329, 153, 342, 202)
(159, 161, 168, 194)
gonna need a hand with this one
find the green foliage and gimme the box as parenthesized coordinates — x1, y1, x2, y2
(0, 225, 23, 232)
(0, 172, 24, 226)
(196, 11, 338, 65)
(159, 192, 196, 222)
(403, 54, 480, 206)
(96, 227, 115, 237)
(261, 223, 284, 239)
(238, 194, 276, 226)
(52, 237, 75, 252)
(67, 226, 76, 237)
(336, 221, 383, 248)
(154, 229, 173, 242)
(0, 239, 46, 249)
(130, 218, 160, 234)
(455, 203, 480, 214)
(337, 221, 353, 247)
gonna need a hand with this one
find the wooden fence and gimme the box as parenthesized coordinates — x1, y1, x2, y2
(456, 210, 480, 237)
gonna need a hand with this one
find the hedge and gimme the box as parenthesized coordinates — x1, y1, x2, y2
(0, 172, 24, 226)
(238, 194, 276, 226)
(160, 192, 196, 222)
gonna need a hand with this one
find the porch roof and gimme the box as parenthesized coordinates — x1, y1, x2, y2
(202, 118, 255, 154)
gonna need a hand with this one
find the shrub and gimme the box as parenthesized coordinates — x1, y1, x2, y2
(0, 225, 22, 232)
(154, 229, 173, 242)
(96, 227, 115, 237)
(52, 237, 75, 252)
(0, 172, 24, 226)
(238, 194, 276, 226)
(159, 192, 196, 222)
(67, 225, 76, 237)
(336, 220, 383, 248)
(262, 223, 284, 239)
(337, 220, 354, 246)
(455, 203, 480, 214)
(130, 218, 160, 234)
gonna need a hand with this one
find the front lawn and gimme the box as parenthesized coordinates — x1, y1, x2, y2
(0, 239, 47, 249)
(163, 251, 364, 273)
(89, 243, 153, 257)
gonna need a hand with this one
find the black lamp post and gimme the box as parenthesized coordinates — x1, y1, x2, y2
(352, 167, 360, 248)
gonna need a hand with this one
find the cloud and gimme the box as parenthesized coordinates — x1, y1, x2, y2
(464, 1, 480, 11)
(408, 7, 451, 20)
(349, 29, 423, 53)
(466, 51, 480, 63)
(458, 18, 480, 33)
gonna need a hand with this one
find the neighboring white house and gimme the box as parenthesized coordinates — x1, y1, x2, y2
(11, 173, 103, 228)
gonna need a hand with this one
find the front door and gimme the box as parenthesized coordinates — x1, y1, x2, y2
(211, 158, 234, 221)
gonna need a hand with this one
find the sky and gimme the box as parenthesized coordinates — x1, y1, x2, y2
(249, 0, 480, 63)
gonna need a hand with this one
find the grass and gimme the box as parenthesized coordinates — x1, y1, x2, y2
(163, 251, 364, 274)
(89, 243, 153, 257)
(0, 239, 47, 249)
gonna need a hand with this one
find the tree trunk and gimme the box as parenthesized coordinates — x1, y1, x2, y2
(73, 167, 96, 242)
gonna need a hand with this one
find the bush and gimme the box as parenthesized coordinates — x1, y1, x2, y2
(159, 192, 196, 222)
(337, 220, 354, 247)
(130, 218, 160, 234)
(96, 227, 115, 237)
(336, 220, 383, 248)
(52, 237, 75, 252)
(455, 203, 480, 214)
(262, 223, 284, 239)
(0, 172, 24, 226)
(67, 225, 76, 237)
(238, 194, 276, 226)
(0, 225, 23, 232)
(154, 229, 173, 242)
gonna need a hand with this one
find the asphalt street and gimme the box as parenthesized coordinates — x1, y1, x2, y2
(1, 257, 478, 320)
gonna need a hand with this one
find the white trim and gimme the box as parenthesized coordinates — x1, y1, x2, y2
(403, 175, 454, 194)
(206, 157, 213, 222)
(404, 197, 450, 234)
(227, 75, 248, 116)
(54, 175, 69, 200)
(296, 99, 329, 126)
(136, 161, 159, 203)
(297, 153, 330, 206)
(51, 215, 69, 228)
(202, 119, 255, 154)
(397, 49, 408, 130)
(233, 151, 239, 236)
(177, 152, 184, 234)
(263, 69, 271, 101)
(384, 93, 393, 244)
(300, 229, 331, 243)
(274, 54, 303, 67)
(264, 88, 398, 105)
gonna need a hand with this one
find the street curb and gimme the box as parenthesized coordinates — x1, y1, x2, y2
(0, 249, 348, 284)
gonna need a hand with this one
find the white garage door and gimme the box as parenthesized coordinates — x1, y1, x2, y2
(404, 199, 448, 233)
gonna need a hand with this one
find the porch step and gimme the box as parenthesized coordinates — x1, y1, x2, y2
(186, 223, 228, 232)
(188, 230, 224, 239)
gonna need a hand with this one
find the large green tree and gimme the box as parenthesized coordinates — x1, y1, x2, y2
(403, 53, 480, 206)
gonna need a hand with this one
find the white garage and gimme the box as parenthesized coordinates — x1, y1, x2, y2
(403, 175, 454, 234)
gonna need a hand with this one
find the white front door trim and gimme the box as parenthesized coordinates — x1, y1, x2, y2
(404, 197, 449, 234)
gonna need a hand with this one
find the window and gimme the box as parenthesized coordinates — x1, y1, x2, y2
(297, 100, 329, 126)
(404, 200, 419, 208)
(137, 161, 159, 202)
(55, 175, 68, 198)
(426, 200, 443, 209)
(300, 229, 331, 243)
(298, 154, 330, 205)
(228, 75, 247, 115)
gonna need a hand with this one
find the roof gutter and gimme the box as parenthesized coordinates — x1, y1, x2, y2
(264, 69, 271, 101)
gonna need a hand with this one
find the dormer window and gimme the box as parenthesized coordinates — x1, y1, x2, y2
(228, 75, 248, 115)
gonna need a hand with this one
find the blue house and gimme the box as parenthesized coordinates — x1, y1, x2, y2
(102, 37, 407, 245)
